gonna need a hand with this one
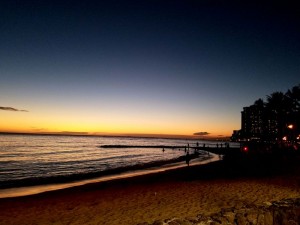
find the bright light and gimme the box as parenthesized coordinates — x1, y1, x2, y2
(243, 146, 248, 152)
(287, 124, 294, 129)
(282, 136, 287, 141)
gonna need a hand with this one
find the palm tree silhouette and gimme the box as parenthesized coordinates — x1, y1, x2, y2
(265, 92, 287, 141)
(237, 84, 300, 143)
(285, 84, 300, 140)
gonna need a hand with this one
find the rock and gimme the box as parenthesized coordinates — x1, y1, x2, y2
(152, 220, 164, 225)
(272, 202, 300, 225)
(274, 209, 286, 225)
(222, 211, 235, 224)
(209, 222, 221, 225)
(246, 209, 259, 224)
(195, 221, 211, 225)
(235, 212, 248, 225)
(196, 214, 210, 222)
(263, 202, 272, 206)
(167, 218, 192, 225)
(142, 198, 300, 225)
(264, 211, 273, 225)
(167, 222, 179, 225)
(256, 213, 264, 225)
(235, 201, 245, 210)
(211, 213, 229, 224)
(185, 216, 199, 223)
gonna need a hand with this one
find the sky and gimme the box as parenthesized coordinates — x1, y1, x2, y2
(0, 0, 299, 138)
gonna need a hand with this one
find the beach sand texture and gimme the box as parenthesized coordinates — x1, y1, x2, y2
(0, 158, 299, 225)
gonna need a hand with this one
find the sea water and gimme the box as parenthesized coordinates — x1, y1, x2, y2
(0, 134, 234, 190)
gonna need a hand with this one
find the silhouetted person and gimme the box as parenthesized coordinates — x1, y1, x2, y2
(186, 151, 190, 166)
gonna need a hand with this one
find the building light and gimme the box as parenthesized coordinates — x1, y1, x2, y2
(287, 124, 294, 129)
(282, 136, 287, 141)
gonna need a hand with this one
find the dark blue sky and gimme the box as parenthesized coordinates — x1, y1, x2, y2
(0, 0, 299, 136)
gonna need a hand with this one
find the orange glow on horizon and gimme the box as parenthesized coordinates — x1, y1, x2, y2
(0, 126, 232, 140)
(0, 123, 234, 139)
(0, 107, 237, 139)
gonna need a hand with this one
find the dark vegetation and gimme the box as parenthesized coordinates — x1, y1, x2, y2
(232, 84, 300, 143)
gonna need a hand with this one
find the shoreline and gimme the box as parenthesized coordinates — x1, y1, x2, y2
(0, 154, 299, 225)
(0, 151, 197, 189)
(0, 153, 217, 198)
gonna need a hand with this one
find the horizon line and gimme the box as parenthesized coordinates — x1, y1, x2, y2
(0, 131, 231, 141)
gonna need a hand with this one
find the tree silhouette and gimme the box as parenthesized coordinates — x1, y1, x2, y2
(235, 84, 300, 142)
(265, 92, 287, 141)
(285, 84, 300, 140)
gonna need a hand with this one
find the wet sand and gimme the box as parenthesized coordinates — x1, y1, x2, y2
(0, 155, 299, 225)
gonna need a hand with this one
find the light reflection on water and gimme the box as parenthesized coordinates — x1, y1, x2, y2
(0, 154, 220, 198)
(0, 134, 238, 185)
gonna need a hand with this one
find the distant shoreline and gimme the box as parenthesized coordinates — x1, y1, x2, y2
(0, 131, 231, 141)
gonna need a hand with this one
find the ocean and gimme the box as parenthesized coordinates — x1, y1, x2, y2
(0, 134, 235, 194)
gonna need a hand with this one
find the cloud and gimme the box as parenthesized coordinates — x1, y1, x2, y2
(60, 131, 89, 135)
(31, 127, 47, 132)
(0, 106, 28, 112)
(193, 132, 210, 136)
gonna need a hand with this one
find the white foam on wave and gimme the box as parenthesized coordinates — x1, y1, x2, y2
(0, 153, 220, 198)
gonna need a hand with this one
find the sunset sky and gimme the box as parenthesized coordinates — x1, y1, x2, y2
(0, 0, 299, 138)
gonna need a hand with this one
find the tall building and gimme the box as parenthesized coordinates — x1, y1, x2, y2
(234, 103, 283, 142)
(241, 104, 264, 140)
(232, 85, 300, 142)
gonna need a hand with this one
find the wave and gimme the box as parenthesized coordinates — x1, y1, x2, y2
(0, 154, 197, 189)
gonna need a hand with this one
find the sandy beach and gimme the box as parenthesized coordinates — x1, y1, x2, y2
(0, 155, 299, 225)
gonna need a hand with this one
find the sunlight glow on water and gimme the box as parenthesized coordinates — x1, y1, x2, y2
(0, 134, 238, 187)
(0, 135, 186, 182)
